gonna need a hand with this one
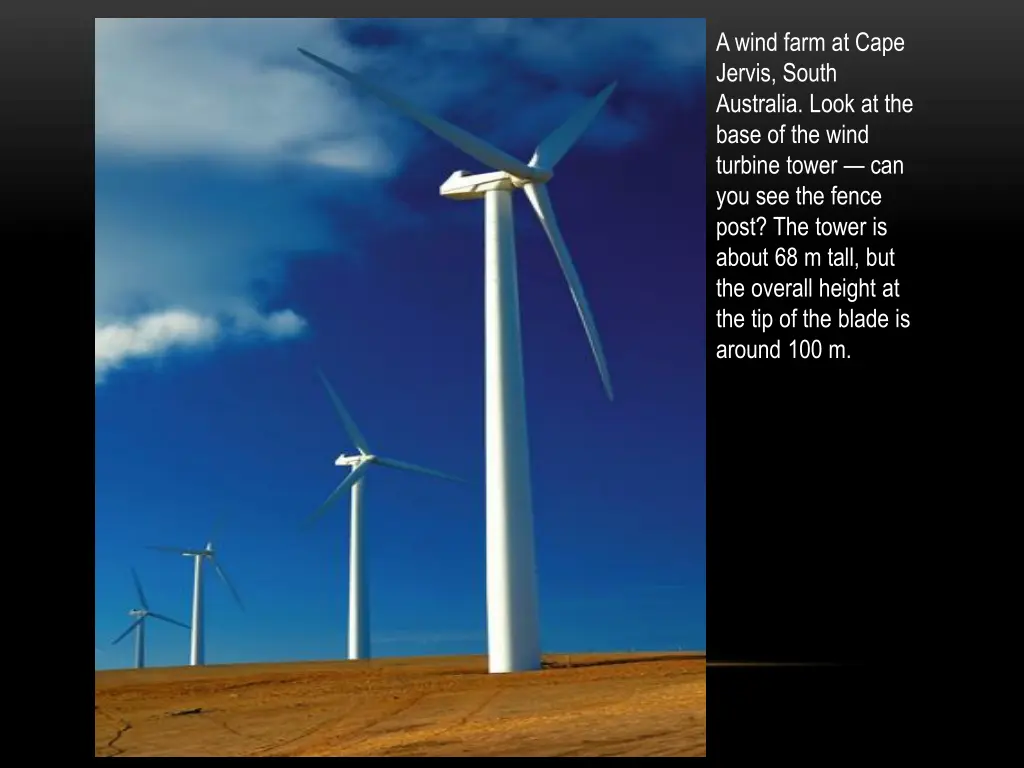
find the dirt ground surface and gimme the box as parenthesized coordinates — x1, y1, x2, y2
(95, 652, 706, 757)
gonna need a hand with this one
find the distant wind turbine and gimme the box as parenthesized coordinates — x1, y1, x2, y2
(298, 49, 616, 673)
(110, 568, 189, 669)
(308, 368, 465, 661)
(149, 525, 244, 666)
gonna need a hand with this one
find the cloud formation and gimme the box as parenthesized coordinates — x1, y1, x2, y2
(95, 308, 306, 384)
(95, 19, 394, 172)
(94, 19, 704, 384)
(95, 18, 703, 172)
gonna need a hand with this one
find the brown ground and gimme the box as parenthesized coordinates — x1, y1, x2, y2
(95, 652, 705, 757)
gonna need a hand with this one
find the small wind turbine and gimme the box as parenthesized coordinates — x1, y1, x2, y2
(149, 531, 243, 666)
(298, 49, 616, 673)
(309, 368, 465, 661)
(110, 568, 189, 669)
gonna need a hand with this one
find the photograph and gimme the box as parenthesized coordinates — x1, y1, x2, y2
(95, 17, 706, 757)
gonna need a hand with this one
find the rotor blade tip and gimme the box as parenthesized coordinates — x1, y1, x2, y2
(603, 376, 615, 401)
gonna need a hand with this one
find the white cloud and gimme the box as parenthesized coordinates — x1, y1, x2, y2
(95, 19, 394, 173)
(231, 306, 308, 338)
(95, 310, 218, 382)
(95, 307, 307, 382)
(95, 18, 704, 173)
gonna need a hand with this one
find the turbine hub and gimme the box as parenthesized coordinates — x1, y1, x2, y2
(520, 166, 553, 184)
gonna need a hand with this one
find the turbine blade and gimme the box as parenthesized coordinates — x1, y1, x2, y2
(111, 618, 143, 646)
(522, 182, 614, 401)
(529, 82, 617, 170)
(317, 369, 371, 455)
(297, 48, 543, 181)
(130, 568, 149, 611)
(149, 613, 190, 630)
(147, 545, 189, 554)
(307, 461, 372, 526)
(212, 562, 245, 612)
(375, 456, 466, 484)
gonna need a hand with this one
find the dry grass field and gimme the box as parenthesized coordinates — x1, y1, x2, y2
(95, 652, 705, 757)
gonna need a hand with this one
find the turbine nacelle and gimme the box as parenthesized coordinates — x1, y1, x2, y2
(440, 169, 552, 201)
(336, 453, 372, 467)
(128, 608, 147, 617)
(441, 170, 514, 201)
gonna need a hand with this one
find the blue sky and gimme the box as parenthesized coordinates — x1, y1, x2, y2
(95, 18, 705, 669)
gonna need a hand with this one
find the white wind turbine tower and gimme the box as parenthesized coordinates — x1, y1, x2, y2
(298, 49, 616, 673)
(149, 534, 244, 666)
(110, 568, 189, 669)
(308, 368, 465, 662)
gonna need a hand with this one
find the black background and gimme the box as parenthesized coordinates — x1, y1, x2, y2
(9, 2, 1001, 759)
(705, 5, 994, 759)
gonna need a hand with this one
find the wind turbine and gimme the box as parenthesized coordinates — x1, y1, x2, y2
(298, 49, 616, 673)
(110, 568, 189, 669)
(308, 368, 465, 662)
(148, 535, 244, 666)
